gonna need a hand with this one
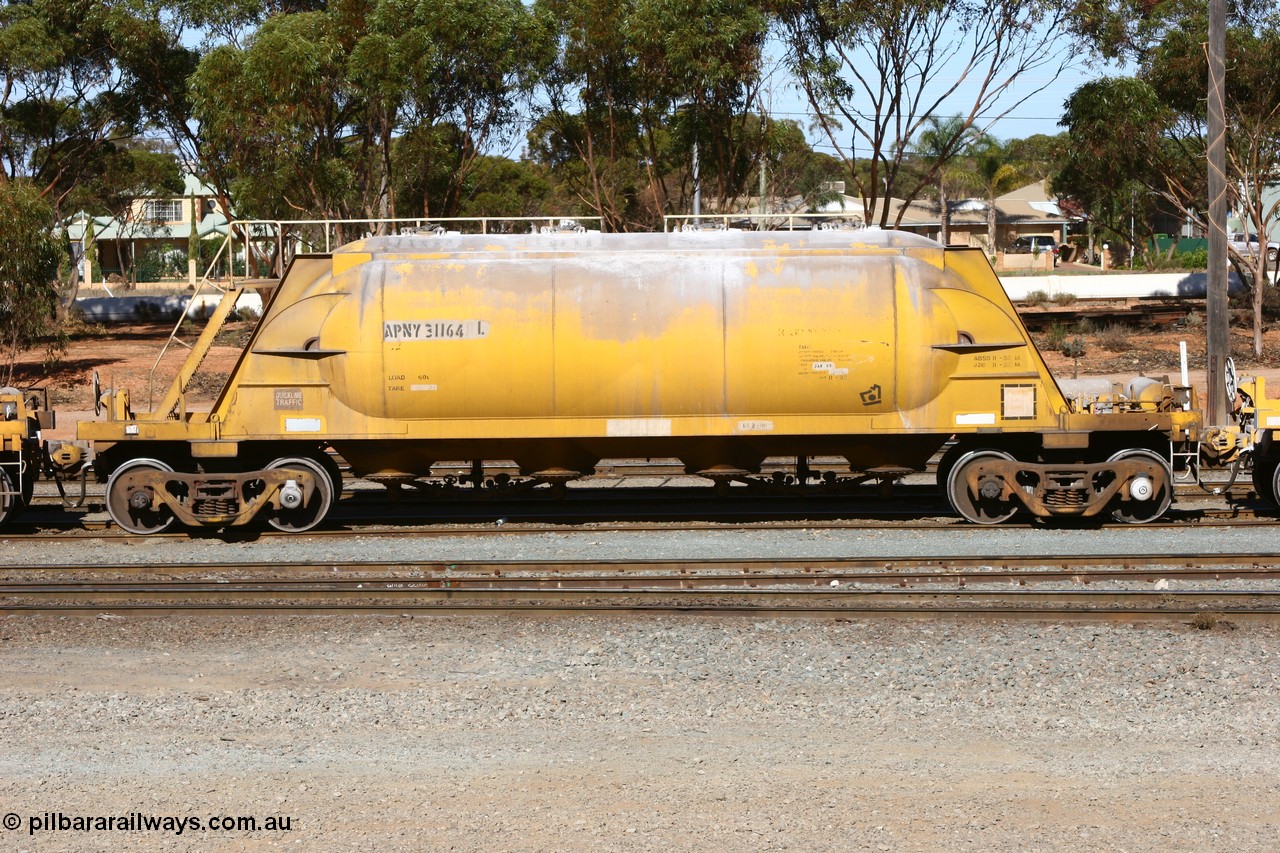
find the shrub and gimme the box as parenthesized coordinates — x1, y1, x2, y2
(1043, 322, 1069, 350)
(1096, 323, 1132, 351)
(1023, 289, 1051, 307)
(1147, 247, 1207, 271)
(135, 247, 187, 283)
(1050, 292, 1078, 306)
(1060, 337, 1087, 358)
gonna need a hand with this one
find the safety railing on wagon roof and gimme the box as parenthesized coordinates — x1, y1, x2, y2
(212, 216, 607, 284)
(663, 212, 868, 232)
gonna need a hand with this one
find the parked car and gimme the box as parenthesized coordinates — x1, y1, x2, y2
(1005, 235, 1059, 264)
(1229, 232, 1279, 264)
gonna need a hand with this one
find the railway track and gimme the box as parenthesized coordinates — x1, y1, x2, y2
(6, 475, 1276, 541)
(6, 555, 1280, 622)
(0, 507, 1273, 541)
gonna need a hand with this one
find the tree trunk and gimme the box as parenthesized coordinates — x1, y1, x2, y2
(1255, 264, 1267, 357)
(939, 180, 949, 245)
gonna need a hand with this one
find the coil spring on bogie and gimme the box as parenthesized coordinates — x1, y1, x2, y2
(1044, 489, 1089, 506)
(193, 498, 238, 517)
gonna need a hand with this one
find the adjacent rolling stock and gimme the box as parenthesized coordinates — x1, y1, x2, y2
(0, 388, 51, 525)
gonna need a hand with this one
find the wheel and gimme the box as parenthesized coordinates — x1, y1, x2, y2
(1263, 463, 1280, 514)
(265, 456, 335, 533)
(1268, 246, 1278, 265)
(106, 458, 179, 535)
(946, 450, 1018, 524)
(0, 467, 20, 526)
(1106, 449, 1172, 524)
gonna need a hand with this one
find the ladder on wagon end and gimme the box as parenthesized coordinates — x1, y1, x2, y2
(142, 278, 276, 421)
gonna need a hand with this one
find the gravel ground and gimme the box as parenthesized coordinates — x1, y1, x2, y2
(4, 528, 1280, 851)
(1, 613, 1278, 852)
(2, 524, 1280, 567)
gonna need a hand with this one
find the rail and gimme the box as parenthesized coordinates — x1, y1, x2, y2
(220, 215, 605, 281)
(5, 556, 1280, 621)
(662, 212, 868, 232)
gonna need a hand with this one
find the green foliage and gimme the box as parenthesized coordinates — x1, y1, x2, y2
(1146, 247, 1208, 271)
(0, 181, 65, 384)
(532, 0, 771, 229)
(965, 137, 1026, 250)
(1060, 336, 1087, 359)
(83, 219, 98, 282)
(1042, 322, 1069, 350)
(188, 195, 200, 260)
(0, 0, 193, 227)
(455, 156, 555, 221)
(190, 0, 551, 223)
(910, 115, 984, 242)
(776, 0, 1070, 227)
(1003, 133, 1069, 182)
(1096, 323, 1132, 351)
(135, 248, 187, 283)
(1061, 6, 1280, 354)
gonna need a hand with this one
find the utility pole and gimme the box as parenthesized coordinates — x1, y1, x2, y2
(1206, 0, 1229, 425)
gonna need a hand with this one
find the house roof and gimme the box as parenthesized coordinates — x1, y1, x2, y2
(64, 173, 228, 242)
(65, 210, 231, 242)
(742, 180, 1069, 229)
(182, 174, 218, 197)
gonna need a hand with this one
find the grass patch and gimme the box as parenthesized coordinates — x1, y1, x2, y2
(1096, 323, 1133, 352)
(1190, 611, 1235, 631)
(1060, 337, 1087, 358)
(1042, 322, 1069, 350)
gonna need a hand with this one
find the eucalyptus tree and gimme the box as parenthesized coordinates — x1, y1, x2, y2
(190, 0, 550, 229)
(372, 0, 553, 221)
(628, 0, 770, 216)
(532, 0, 649, 229)
(535, 0, 771, 230)
(0, 0, 139, 209)
(1059, 0, 1280, 354)
(1146, 10, 1280, 354)
(0, 180, 63, 383)
(192, 10, 354, 232)
(775, 0, 1073, 228)
(0, 0, 200, 318)
(1053, 78, 1180, 255)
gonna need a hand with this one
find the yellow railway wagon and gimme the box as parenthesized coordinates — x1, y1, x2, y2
(80, 228, 1202, 533)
